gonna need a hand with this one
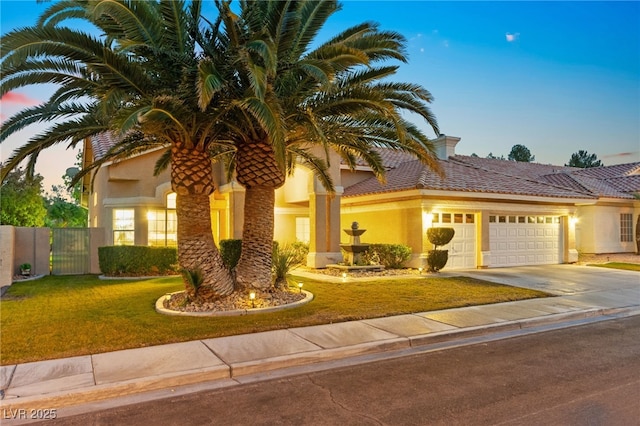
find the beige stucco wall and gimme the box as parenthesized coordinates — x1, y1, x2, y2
(576, 202, 639, 253)
(14, 227, 50, 276)
(341, 198, 424, 259)
(0, 226, 15, 286)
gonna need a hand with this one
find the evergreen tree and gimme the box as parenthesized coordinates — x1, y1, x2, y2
(508, 144, 535, 162)
(566, 150, 602, 168)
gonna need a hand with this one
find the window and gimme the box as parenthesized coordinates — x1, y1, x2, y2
(442, 213, 451, 223)
(296, 217, 310, 243)
(621, 214, 633, 242)
(113, 209, 135, 245)
(465, 214, 475, 224)
(147, 193, 178, 247)
(454, 213, 463, 224)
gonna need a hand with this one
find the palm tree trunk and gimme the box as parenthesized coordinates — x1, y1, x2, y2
(236, 185, 276, 289)
(172, 146, 234, 298)
(235, 138, 285, 290)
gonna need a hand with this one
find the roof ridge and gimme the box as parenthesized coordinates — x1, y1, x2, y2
(447, 157, 596, 197)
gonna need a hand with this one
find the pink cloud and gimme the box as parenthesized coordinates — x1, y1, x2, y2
(506, 32, 520, 42)
(0, 91, 42, 106)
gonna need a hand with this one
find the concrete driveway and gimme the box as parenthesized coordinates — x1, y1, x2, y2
(452, 264, 640, 308)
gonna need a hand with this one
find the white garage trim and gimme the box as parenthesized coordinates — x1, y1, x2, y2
(489, 215, 563, 267)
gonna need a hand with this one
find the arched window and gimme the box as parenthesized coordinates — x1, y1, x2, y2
(147, 193, 177, 247)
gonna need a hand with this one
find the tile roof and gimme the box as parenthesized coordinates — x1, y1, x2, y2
(343, 152, 640, 201)
(90, 132, 118, 160)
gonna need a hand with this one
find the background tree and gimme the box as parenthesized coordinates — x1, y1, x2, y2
(44, 185, 87, 227)
(486, 152, 505, 160)
(566, 150, 602, 168)
(44, 151, 88, 227)
(0, 167, 47, 226)
(508, 144, 535, 162)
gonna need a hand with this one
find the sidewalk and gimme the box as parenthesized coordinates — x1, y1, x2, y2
(1, 265, 638, 417)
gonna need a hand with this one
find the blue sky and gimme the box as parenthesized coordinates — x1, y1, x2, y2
(1, 1, 639, 190)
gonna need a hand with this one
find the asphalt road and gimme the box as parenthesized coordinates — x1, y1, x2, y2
(42, 316, 640, 425)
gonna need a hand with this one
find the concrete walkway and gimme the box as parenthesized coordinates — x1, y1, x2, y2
(1, 265, 638, 417)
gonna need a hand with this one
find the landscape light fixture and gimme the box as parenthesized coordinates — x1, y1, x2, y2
(298, 282, 303, 293)
(342, 272, 347, 279)
(249, 292, 256, 308)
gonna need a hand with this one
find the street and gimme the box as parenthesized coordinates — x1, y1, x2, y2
(41, 316, 640, 425)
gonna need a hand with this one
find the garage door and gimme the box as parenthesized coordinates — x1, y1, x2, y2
(431, 212, 476, 269)
(489, 215, 562, 267)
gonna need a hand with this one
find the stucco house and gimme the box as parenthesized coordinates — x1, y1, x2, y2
(82, 134, 639, 270)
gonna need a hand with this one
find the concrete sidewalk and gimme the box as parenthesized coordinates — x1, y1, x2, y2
(1, 265, 638, 417)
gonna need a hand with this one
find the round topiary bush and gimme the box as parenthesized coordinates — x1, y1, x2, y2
(427, 227, 455, 249)
(427, 249, 449, 272)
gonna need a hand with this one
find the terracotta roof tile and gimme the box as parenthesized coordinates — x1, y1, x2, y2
(344, 153, 639, 200)
(90, 132, 118, 160)
(343, 158, 596, 199)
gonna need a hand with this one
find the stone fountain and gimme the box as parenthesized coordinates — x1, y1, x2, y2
(326, 222, 383, 272)
(340, 222, 369, 266)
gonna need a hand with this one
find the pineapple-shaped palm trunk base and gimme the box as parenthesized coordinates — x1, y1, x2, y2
(235, 139, 285, 290)
(172, 146, 234, 299)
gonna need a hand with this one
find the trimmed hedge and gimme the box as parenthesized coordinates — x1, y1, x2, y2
(362, 243, 412, 269)
(98, 246, 178, 277)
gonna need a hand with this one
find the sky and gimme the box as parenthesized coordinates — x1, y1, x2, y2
(1, 0, 639, 191)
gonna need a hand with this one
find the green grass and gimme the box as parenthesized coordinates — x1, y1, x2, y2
(588, 262, 640, 272)
(0, 274, 550, 365)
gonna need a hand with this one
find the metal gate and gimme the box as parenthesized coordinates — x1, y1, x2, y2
(52, 228, 89, 275)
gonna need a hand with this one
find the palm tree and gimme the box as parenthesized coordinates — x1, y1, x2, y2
(207, 1, 441, 289)
(0, 0, 257, 299)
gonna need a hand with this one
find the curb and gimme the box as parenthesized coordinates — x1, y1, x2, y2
(155, 290, 314, 317)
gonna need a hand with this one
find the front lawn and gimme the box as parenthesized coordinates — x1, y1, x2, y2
(589, 262, 640, 272)
(0, 274, 549, 365)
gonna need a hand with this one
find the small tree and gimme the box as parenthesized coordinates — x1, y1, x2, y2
(508, 144, 535, 162)
(45, 185, 87, 228)
(565, 150, 603, 168)
(426, 228, 455, 272)
(0, 167, 47, 226)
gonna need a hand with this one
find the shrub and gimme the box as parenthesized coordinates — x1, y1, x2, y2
(219, 239, 242, 270)
(272, 241, 309, 288)
(363, 243, 412, 269)
(181, 268, 204, 297)
(427, 250, 449, 272)
(98, 246, 178, 276)
(427, 228, 455, 249)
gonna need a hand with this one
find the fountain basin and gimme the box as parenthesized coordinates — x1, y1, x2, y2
(340, 243, 370, 253)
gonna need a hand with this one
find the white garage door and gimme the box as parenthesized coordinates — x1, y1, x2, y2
(489, 215, 562, 267)
(431, 212, 476, 269)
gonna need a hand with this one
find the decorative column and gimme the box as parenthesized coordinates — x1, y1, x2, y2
(307, 189, 342, 268)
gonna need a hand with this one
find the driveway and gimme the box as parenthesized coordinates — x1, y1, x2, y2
(451, 264, 639, 307)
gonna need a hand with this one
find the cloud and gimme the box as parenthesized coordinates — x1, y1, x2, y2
(443, 40, 450, 48)
(0, 91, 42, 106)
(506, 32, 520, 42)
